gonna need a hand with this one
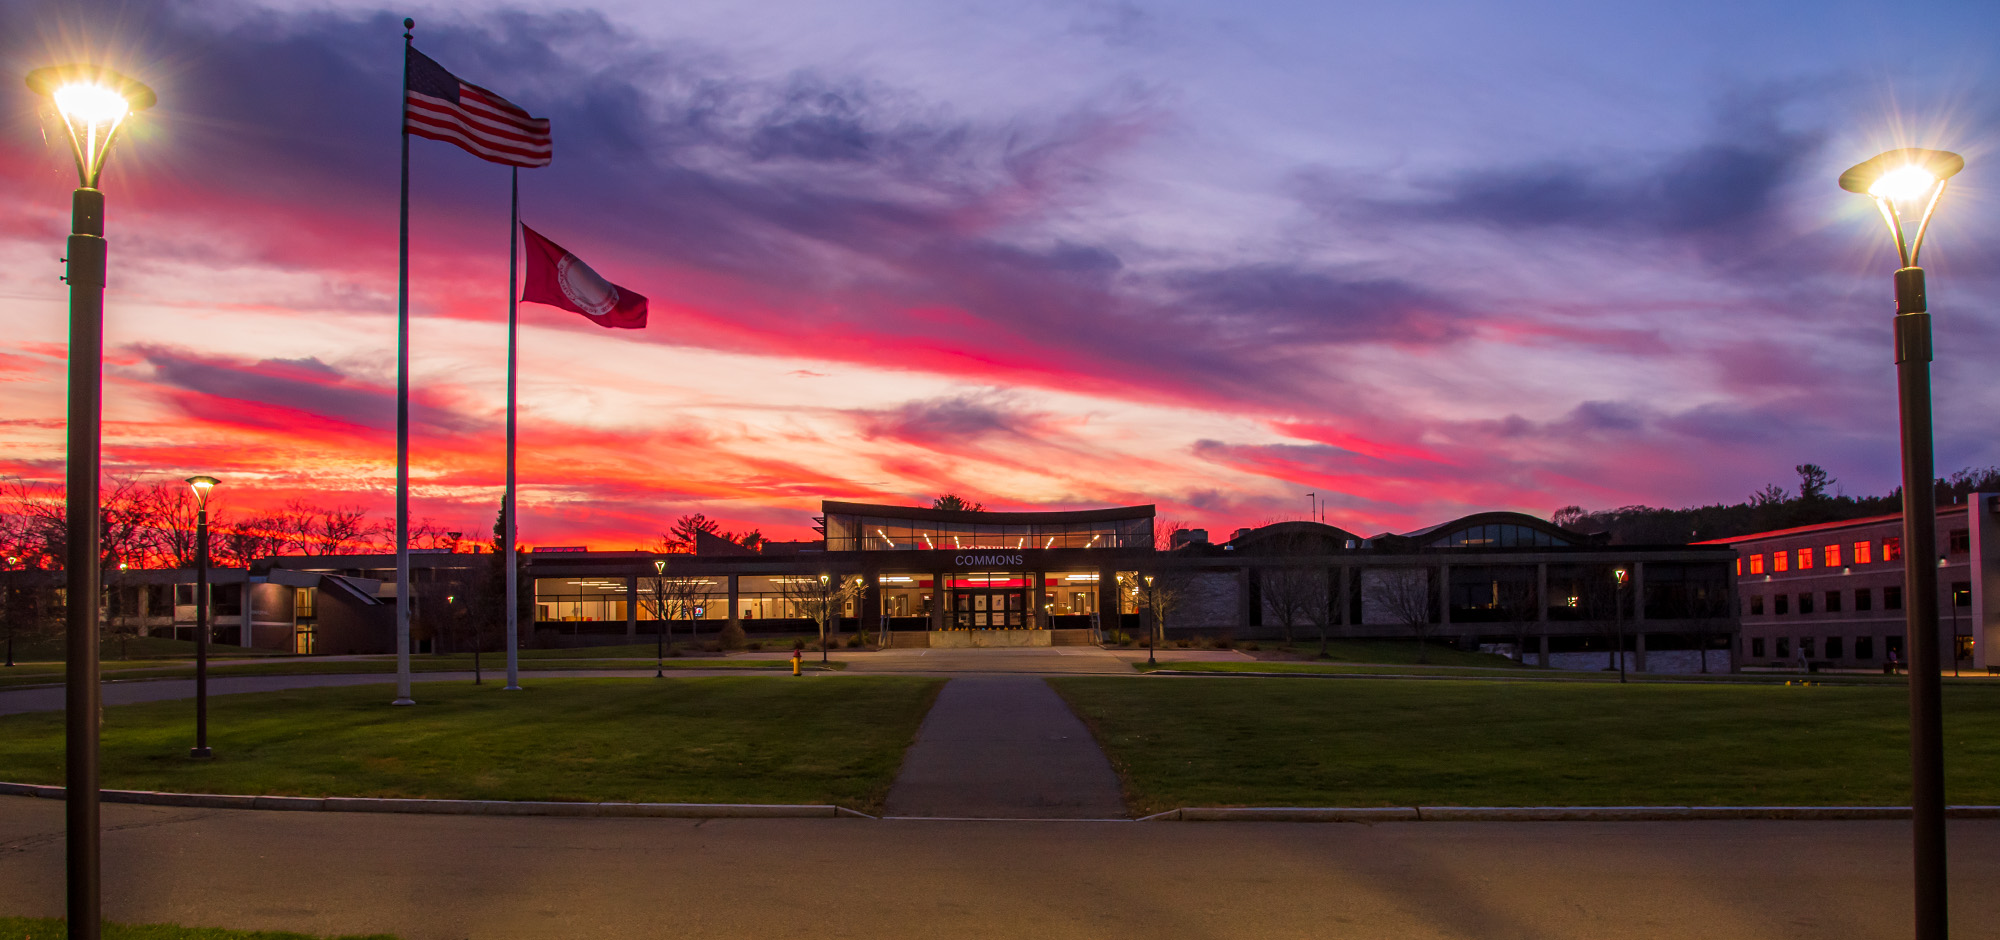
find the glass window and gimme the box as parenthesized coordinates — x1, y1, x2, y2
(1824, 544, 1841, 568)
(1953, 582, 1971, 608)
(1735, 558, 1742, 577)
(1827, 636, 1844, 659)
(1853, 541, 1872, 565)
(1949, 529, 1970, 554)
(1774, 552, 1789, 572)
(1885, 586, 1902, 610)
(1799, 593, 1814, 615)
(1750, 595, 1764, 616)
(1775, 594, 1789, 615)
(1752, 637, 1766, 658)
(1796, 549, 1813, 571)
(1777, 637, 1790, 658)
(1883, 538, 1901, 562)
(1749, 554, 1764, 575)
(1856, 588, 1872, 611)
(1856, 636, 1874, 660)
(1800, 636, 1815, 658)
(1825, 591, 1841, 613)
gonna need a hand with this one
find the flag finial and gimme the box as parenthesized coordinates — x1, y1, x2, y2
(403, 17, 414, 38)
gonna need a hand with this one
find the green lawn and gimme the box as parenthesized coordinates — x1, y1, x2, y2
(0, 678, 941, 811)
(0, 654, 837, 690)
(0, 917, 395, 940)
(1143, 660, 1559, 678)
(7, 636, 287, 662)
(1239, 639, 1529, 668)
(1050, 676, 2000, 813)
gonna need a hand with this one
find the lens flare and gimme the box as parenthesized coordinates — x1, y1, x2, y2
(52, 82, 130, 126)
(1867, 165, 1938, 203)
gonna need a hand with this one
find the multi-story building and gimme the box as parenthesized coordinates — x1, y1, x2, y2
(1700, 493, 1999, 671)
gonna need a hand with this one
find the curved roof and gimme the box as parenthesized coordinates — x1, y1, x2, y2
(821, 500, 1154, 525)
(1226, 520, 1366, 552)
(1397, 511, 1585, 548)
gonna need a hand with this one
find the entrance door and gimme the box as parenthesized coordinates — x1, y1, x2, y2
(953, 589, 1025, 629)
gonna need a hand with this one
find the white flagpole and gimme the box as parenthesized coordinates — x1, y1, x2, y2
(392, 20, 415, 707)
(504, 167, 522, 690)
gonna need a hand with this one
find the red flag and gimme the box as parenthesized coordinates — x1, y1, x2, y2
(520, 225, 648, 329)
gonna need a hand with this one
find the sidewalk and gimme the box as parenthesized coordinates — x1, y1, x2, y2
(882, 677, 1125, 819)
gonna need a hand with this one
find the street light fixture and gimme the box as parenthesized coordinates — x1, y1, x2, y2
(1143, 575, 1156, 665)
(819, 573, 831, 664)
(1612, 567, 1629, 684)
(1841, 146, 1965, 940)
(4, 555, 20, 667)
(654, 559, 667, 678)
(185, 476, 218, 760)
(29, 62, 156, 940)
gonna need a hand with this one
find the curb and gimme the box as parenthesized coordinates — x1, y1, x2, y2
(1141, 805, 2000, 822)
(0, 782, 867, 819)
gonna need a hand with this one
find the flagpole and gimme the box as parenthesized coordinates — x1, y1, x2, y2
(504, 166, 522, 691)
(392, 18, 415, 707)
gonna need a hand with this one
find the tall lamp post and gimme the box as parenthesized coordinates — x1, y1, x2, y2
(819, 573, 831, 664)
(5, 555, 20, 668)
(1143, 575, 1156, 665)
(1613, 567, 1628, 684)
(28, 62, 155, 940)
(1840, 147, 1964, 940)
(186, 476, 218, 759)
(654, 559, 667, 678)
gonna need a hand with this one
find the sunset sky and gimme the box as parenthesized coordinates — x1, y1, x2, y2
(4, 0, 1998, 549)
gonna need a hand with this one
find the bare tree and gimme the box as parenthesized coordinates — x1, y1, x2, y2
(217, 514, 287, 568)
(649, 568, 717, 650)
(1498, 574, 1541, 664)
(1365, 567, 1436, 663)
(777, 573, 864, 660)
(1257, 531, 1325, 647)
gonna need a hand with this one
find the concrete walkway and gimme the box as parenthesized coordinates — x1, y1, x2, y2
(882, 677, 1126, 819)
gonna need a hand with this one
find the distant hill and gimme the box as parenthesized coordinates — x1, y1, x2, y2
(1553, 465, 2000, 546)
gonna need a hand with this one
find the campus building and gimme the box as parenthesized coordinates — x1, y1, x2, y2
(1702, 493, 1999, 672)
(135, 499, 1732, 670)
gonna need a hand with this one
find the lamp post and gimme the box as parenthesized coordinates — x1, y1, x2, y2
(4, 555, 18, 667)
(819, 573, 831, 664)
(1144, 574, 1156, 665)
(1612, 567, 1628, 684)
(28, 62, 155, 940)
(1840, 146, 1964, 940)
(185, 476, 218, 759)
(654, 559, 667, 678)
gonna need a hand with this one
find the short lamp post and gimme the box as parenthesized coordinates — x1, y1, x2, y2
(819, 573, 831, 663)
(186, 475, 218, 759)
(654, 559, 667, 678)
(1613, 567, 1629, 684)
(1143, 575, 1156, 665)
(4, 555, 18, 667)
(28, 62, 156, 940)
(1840, 147, 1964, 940)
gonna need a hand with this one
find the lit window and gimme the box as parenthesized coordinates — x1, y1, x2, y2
(1749, 554, 1765, 575)
(1735, 558, 1742, 576)
(1797, 549, 1813, 570)
(1884, 538, 1901, 562)
(1774, 552, 1789, 573)
(1824, 544, 1840, 568)
(1853, 541, 1872, 565)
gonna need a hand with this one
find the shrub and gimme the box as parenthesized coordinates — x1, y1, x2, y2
(703, 641, 722, 653)
(1241, 641, 1260, 651)
(844, 635, 865, 649)
(718, 620, 747, 651)
(745, 641, 763, 651)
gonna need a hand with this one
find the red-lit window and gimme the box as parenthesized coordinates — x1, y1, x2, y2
(1774, 552, 1789, 572)
(1749, 554, 1765, 575)
(1797, 548, 1813, 570)
(1825, 544, 1841, 568)
(1853, 541, 1872, 565)
(1735, 558, 1742, 576)
(1884, 538, 1901, 562)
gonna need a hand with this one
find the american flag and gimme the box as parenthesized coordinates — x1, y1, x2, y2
(404, 47, 551, 168)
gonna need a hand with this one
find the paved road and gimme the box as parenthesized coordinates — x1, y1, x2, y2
(1, 797, 1995, 939)
(883, 677, 1125, 819)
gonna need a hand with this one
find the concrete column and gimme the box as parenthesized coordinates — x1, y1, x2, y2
(1335, 566, 1349, 628)
(625, 576, 638, 638)
(1632, 561, 1646, 623)
(1538, 634, 1550, 669)
(861, 571, 881, 637)
(1239, 567, 1255, 632)
(727, 575, 741, 632)
(1536, 563, 1549, 622)
(1970, 491, 1998, 672)
(1030, 571, 1047, 629)
(1438, 564, 1451, 628)
(932, 572, 949, 630)
(1097, 566, 1118, 633)
(1634, 631, 1647, 673)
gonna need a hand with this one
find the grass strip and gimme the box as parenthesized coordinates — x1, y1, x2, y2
(1050, 676, 2000, 814)
(0, 657, 839, 690)
(0, 917, 396, 939)
(0, 677, 941, 812)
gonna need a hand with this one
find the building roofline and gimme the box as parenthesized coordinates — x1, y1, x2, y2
(820, 500, 1154, 525)
(1691, 505, 1969, 545)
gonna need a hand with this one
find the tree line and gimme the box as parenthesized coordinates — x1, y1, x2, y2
(0, 477, 474, 571)
(1553, 464, 2000, 545)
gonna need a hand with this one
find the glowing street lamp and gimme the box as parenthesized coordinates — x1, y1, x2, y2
(654, 559, 667, 678)
(185, 476, 219, 760)
(28, 62, 156, 940)
(1143, 575, 1156, 665)
(1840, 147, 1965, 940)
